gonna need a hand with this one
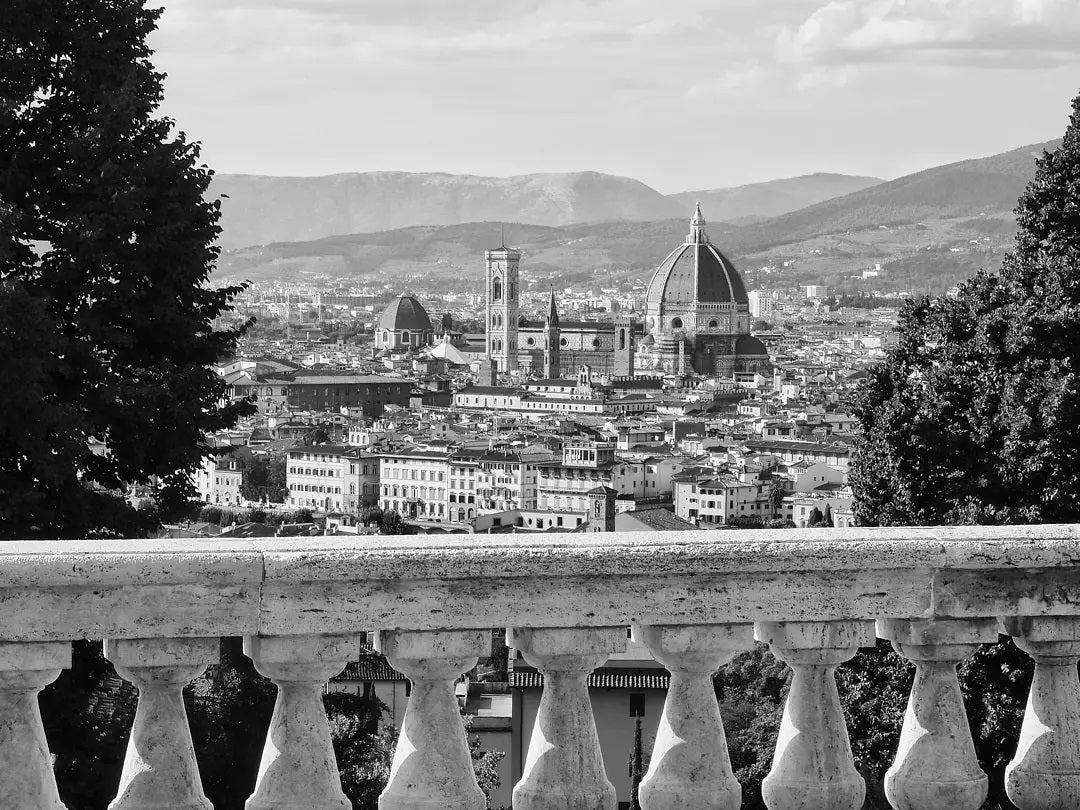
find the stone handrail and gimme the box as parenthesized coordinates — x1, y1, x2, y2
(3, 524, 1080, 809)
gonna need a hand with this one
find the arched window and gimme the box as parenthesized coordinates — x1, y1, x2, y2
(492, 277, 502, 301)
(509, 282, 516, 300)
(619, 329, 626, 350)
(671, 317, 683, 329)
(709, 319, 718, 329)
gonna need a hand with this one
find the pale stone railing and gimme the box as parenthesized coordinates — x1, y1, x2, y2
(3, 525, 1080, 809)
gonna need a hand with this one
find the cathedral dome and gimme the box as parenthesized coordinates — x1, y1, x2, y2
(378, 294, 432, 332)
(735, 334, 768, 356)
(646, 204, 748, 308)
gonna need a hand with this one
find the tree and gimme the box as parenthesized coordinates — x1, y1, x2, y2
(846, 88, 1080, 808)
(851, 90, 1080, 527)
(822, 503, 833, 527)
(806, 506, 823, 527)
(187, 638, 276, 810)
(379, 509, 410, 536)
(240, 455, 288, 504)
(463, 712, 505, 808)
(767, 480, 786, 518)
(3, 4, 257, 806)
(0, 0, 254, 539)
(325, 687, 394, 810)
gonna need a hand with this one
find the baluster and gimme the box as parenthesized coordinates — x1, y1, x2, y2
(878, 618, 995, 810)
(632, 623, 754, 810)
(243, 634, 358, 810)
(755, 620, 874, 810)
(508, 626, 625, 810)
(104, 637, 217, 810)
(375, 629, 488, 810)
(0, 641, 70, 810)
(1002, 616, 1080, 810)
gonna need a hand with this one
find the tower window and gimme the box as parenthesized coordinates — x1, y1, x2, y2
(709, 320, 718, 328)
(671, 317, 683, 329)
(492, 277, 502, 301)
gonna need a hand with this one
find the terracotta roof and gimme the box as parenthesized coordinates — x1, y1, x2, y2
(334, 657, 407, 682)
(511, 668, 670, 689)
(378, 294, 433, 332)
(618, 507, 698, 532)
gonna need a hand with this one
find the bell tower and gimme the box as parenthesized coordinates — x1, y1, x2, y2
(485, 243, 520, 373)
(543, 288, 560, 378)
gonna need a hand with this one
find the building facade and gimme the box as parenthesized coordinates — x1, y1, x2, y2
(482, 250, 637, 377)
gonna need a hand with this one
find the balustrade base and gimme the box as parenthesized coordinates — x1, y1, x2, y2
(761, 774, 865, 810)
(640, 779, 740, 810)
(511, 785, 614, 810)
(379, 793, 481, 810)
(885, 773, 988, 810)
(113, 803, 210, 810)
(1006, 765, 1080, 810)
(246, 800, 349, 810)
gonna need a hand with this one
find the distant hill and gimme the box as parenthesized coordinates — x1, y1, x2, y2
(210, 171, 683, 249)
(209, 168, 887, 250)
(728, 140, 1061, 252)
(215, 139, 1060, 296)
(668, 173, 883, 223)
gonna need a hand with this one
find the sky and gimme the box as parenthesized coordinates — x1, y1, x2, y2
(149, 0, 1080, 193)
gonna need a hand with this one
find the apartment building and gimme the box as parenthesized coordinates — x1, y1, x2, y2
(286, 444, 368, 512)
(379, 448, 451, 522)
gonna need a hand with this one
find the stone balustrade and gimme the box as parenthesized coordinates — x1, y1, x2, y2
(3, 525, 1080, 809)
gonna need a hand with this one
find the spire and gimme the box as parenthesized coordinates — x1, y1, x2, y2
(688, 202, 707, 244)
(547, 287, 559, 327)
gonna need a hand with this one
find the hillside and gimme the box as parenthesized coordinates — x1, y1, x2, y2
(729, 140, 1061, 251)
(668, 173, 883, 223)
(215, 139, 1060, 296)
(209, 168, 887, 250)
(209, 171, 682, 248)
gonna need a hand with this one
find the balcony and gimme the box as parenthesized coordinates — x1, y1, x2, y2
(2, 525, 1080, 809)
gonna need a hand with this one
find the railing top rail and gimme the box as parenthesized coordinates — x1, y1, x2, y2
(2, 525, 1079, 583)
(1, 525, 1078, 642)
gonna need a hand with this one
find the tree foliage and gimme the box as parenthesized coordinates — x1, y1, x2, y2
(0, 0, 253, 538)
(326, 687, 395, 809)
(843, 88, 1080, 809)
(239, 454, 289, 504)
(851, 90, 1080, 526)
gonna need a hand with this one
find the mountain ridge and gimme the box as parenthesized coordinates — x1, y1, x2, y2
(209, 169, 887, 249)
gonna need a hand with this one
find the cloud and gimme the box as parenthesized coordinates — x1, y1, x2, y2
(778, 0, 1080, 67)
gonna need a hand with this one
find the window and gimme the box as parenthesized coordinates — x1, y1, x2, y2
(671, 317, 683, 329)
(629, 694, 646, 717)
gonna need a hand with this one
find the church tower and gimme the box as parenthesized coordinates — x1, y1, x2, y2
(485, 244, 520, 373)
(543, 288, 560, 378)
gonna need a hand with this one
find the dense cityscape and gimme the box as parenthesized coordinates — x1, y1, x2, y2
(188, 206, 894, 541)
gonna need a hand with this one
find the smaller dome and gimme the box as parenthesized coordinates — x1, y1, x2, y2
(378, 294, 432, 332)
